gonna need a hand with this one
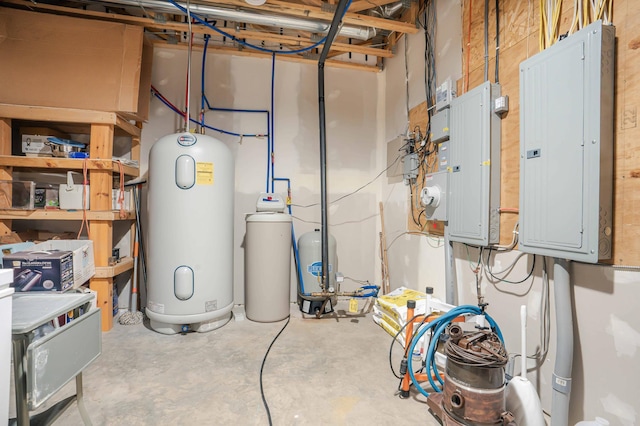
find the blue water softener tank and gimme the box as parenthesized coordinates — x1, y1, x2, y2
(146, 132, 234, 334)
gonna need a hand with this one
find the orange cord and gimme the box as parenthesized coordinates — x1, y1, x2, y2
(499, 207, 519, 213)
(116, 160, 127, 219)
(77, 159, 91, 240)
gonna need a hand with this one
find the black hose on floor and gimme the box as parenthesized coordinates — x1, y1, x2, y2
(259, 315, 291, 426)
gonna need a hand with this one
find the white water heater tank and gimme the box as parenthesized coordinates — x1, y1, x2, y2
(146, 132, 234, 334)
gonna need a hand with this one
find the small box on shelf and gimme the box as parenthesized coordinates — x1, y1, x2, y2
(32, 240, 95, 289)
(34, 185, 59, 210)
(0, 180, 36, 210)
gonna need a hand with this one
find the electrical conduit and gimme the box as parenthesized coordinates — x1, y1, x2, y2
(551, 258, 573, 426)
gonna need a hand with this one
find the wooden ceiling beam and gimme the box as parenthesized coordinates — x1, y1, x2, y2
(347, 0, 402, 13)
(235, 29, 394, 57)
(4, 0, 418, 35)
(196, 0, 419, 34)
(153, 40, 382, 72)
(2, 0, 392, 58)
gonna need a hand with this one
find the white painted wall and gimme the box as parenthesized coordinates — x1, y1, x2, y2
(142, 46, 380, 307)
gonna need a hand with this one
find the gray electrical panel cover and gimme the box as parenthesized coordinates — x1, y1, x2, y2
(519, 20, 614, 263)
(448, 81, 501, 246)
(431, 109, 450, 143)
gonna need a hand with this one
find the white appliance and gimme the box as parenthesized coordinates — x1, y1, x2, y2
(297, 229, 338, 315)
(0, 269, 14, 423)
(146, 132, 234, 334)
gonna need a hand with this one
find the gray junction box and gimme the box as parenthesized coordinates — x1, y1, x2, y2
(518, 20, 614, 263)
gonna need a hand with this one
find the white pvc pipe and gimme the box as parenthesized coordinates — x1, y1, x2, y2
(444, 226, 457, 305)
(520, 305, 527, 379)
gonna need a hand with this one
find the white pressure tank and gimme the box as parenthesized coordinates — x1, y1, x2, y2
(297, 229, 337, 315)
(146, 132, 234, 334)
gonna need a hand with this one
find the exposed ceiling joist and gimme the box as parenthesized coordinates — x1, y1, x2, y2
(197, 0, 419, 34)
(235, 29, 394, 58)
(154, 40, 381, 72)
(1, 0, 413, 71)
(348, 0, 403, 13)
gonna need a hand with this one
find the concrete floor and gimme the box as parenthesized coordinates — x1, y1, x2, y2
(9, 301, 441, 425)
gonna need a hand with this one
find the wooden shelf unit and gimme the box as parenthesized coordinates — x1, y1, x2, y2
(0, 103, 141, 331)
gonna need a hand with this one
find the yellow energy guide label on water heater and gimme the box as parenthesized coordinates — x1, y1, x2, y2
(196, 162, 214, 185)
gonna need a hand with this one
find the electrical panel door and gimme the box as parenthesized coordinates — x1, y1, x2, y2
(519, 20, 614, 263)
(448, 81, 501, 246)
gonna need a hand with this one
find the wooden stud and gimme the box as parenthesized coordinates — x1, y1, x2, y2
(90, 277, 114, 332)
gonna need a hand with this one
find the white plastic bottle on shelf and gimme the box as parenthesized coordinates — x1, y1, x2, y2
(575, 418, 609, 426)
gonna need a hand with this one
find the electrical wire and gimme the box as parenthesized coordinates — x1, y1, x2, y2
(484, 0, 489, 82)
(291, 154, 401, 208)
(495, 0, 500, 83)
(404, 33, 410, 136)
(385, 230, 439, 249)
(485, 249, 536, 284)
(464, 0, 473, 93)
(344, 276, 372, 285)
(259, 315, 291, 426)
(388, 313, 421, 379)
(132, 184, 147, 292)
(417, 0, 436, 109)
(167, 0, 341, 55)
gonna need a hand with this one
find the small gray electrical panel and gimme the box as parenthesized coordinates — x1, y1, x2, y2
(431, 109, 450, 143)
(448, 81, 501, 246)
(403, 152, 419, 182)
(519, 20, 614, 263)
(421, 171, 448, 222)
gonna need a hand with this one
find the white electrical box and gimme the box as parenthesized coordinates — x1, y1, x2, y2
(421, 171, 448, 222)
(448, 81, 501, 246)
(256, 192, 286, 213)
(436, 77, 456, 111)
(519, 21, 614, 263)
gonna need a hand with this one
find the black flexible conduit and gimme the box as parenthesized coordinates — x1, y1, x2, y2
(317, 0, 351, 292)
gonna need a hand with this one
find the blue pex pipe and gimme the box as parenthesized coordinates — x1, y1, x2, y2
(272, 177, 304, 294)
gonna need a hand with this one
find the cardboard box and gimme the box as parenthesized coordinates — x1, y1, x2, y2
(3, 250, 74, 292)
(33, 240, 95, 289)
(0, 8, 152, 120)
(121, 36, 154, 122)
